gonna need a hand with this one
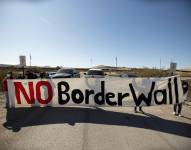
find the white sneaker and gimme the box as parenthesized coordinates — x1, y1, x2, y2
(173, 112, 176, 115)
(178, 114, 182, 117)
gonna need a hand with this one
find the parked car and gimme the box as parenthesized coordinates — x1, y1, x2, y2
(45, 71, 56, 78)
(84, 69, 105, 78)
(25, 70, 38, 79)
(120, 73, 138, 78)
(51, 68, 80, 78)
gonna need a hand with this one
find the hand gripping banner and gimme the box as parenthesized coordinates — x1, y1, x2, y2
(7, 76, 187, 108)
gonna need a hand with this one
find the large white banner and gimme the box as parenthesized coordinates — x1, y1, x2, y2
(7, 76, 186, 108)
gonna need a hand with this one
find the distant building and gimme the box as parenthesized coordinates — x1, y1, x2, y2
(19, 55, 26, 67)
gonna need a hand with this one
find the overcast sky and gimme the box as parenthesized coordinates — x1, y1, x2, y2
(0, 0, 191, 69)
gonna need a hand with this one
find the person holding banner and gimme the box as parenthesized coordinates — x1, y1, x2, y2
(173, 80, 189, 117)
(2, 72, 13, 108)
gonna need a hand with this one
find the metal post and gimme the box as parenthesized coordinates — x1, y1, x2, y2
(22, 66, 25, 78)
(115, 57, 118, 68)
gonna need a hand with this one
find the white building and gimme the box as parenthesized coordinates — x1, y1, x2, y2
(19, 55, 26, 67)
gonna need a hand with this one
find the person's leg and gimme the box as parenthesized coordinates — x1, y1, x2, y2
(173, 104, 177, 115)
(5, 92, 9, 108)
(139, 106, 143, 113)
(134, 106, 137, 113)
(178, 103, 182, 116)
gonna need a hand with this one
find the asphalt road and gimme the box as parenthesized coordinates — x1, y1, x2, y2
(0, 99, 191, 150)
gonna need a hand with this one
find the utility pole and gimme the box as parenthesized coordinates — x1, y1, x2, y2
(115, 57, 118, 68)
(160, 58, 161, 70)
(30, 53, 31, 66)
(90, 58, 93, 67)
